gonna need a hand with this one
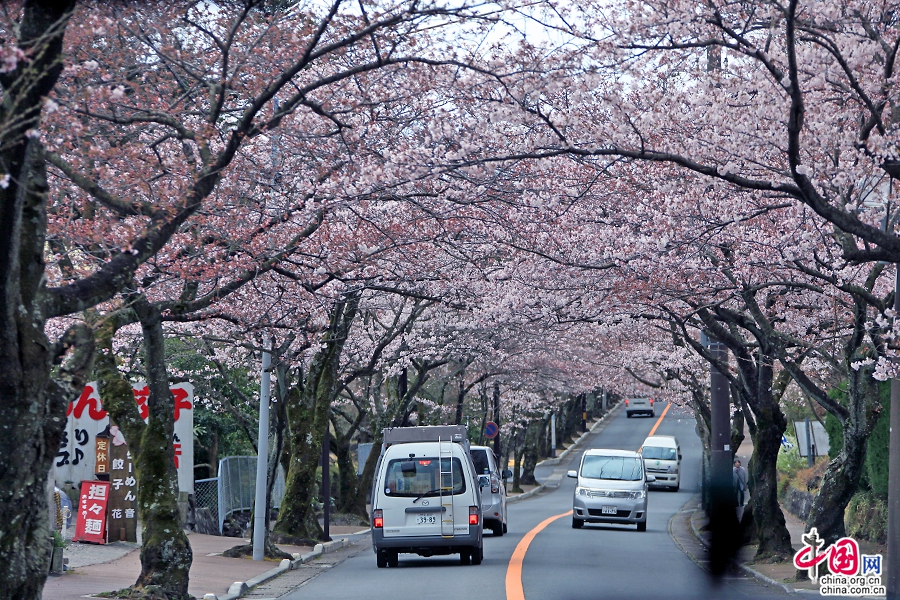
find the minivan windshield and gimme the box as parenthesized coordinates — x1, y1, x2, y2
(642, 446, 677, 460)
(580, 455, 644, 481)
(384, 457, 466, 497)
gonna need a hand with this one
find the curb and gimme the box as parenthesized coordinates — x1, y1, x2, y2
(212, 532, 369, 600)
(507, 402, 622, 504)
(686, 505, 800, 596)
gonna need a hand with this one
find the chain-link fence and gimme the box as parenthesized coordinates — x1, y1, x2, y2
(195, 477, 219, 518)
(195, 457, 285, 534)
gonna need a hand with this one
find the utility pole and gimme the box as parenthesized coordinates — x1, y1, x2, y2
(704, 333, 738, 575)
(581, 394, 587, 432)
(252, 342, 272, 561)
(550, 413, 556, 458)
(492, 381, 501, 459)
(888, 269, 900, 599)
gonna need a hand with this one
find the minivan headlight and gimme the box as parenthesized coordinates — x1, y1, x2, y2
(630, 490, 646, 500)
(576, 487, 591, 497)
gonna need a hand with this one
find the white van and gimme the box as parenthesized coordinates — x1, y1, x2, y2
(371, 425, 484, 567)
(639, 435, 681, 491)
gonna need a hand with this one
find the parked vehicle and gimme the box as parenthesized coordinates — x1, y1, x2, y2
(639, 435, 681, 491)
(371, 425, 484, 567)
(567, 448, 654, 531)
(469, 446, 512, 536)
(625, 397, 655, 418)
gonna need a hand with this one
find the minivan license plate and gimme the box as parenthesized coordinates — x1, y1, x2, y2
(601, 505, 617, 515)
(416, 515, 436, 524)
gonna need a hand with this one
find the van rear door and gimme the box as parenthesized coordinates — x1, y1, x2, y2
(380, 455, 465, 538)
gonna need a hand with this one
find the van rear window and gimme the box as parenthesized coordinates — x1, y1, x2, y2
(642, 446, 677, 460)
(384, 457, 467, 497)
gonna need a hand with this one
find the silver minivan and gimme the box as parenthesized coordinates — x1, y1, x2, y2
(567, 448, 654, 531)
(470, 446, 512, 536)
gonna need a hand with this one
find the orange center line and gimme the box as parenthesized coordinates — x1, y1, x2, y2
(646, 402, 671, 438)
(506, 510, 572, 600)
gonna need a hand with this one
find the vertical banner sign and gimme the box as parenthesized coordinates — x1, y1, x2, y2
(108, 434, 138, 542)
(73, 481, 110, 544)
(54, 382, 194, 494)
(94, 433, 110, 480)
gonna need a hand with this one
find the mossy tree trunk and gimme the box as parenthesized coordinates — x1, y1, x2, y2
(96, 298, 192, 599)
(519, 417, 544, 486)
(0, 3, 84, 599)
(274, 291, 360, 542)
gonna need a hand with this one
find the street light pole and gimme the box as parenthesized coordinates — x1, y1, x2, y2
(888, 267, 900, 599)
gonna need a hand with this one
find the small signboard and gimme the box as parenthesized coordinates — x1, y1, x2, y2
(73, 480, 111, 544)
(107, 432, 138, 542)
(94, 433, 110, 480)
(484, 421, 499, 440)
(793, 420, 830, 458)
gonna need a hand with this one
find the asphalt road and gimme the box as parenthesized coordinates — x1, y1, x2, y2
(280, 403, 790, 600)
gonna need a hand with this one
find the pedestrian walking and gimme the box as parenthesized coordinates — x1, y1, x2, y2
(733, 459, 748, 521)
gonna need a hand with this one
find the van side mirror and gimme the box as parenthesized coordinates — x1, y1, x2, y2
(502, 469, 513, 480)
(567, 470, 577, 478)
(646, 475, 656, 483)
(678, 454, 682, 460)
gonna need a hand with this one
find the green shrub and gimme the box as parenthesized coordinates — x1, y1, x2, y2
(845, 491, 887, 544)
(865, 398, 889, 497)
(776, 433, 807, 478)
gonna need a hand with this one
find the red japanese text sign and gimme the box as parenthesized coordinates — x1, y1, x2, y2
(73, 481, 111, 544)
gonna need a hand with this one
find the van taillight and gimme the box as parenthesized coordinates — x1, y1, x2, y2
(374, 509, 383, 528)
(650, 398, 654, 405)
(469, 506, 479, 526)
(491, 474, 500, 493)
(625, 399, 629, 406)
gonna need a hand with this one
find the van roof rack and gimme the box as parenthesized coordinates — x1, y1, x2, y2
(382, 425, 469, 449)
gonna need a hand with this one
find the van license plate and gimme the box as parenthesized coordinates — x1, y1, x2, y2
(601, 506, 617, 515)
(416, 515, 436, 524)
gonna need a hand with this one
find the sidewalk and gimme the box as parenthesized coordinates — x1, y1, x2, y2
(42, 527, 368, 600)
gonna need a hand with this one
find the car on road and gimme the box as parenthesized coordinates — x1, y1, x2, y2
(625, 397, 655, 418)
(371, 425, 484, 567)
(470, 446, 512, 536)
(567, 448, 655, 531)
(639, 435, 681, 491)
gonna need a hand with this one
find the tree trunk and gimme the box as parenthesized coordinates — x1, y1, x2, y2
(98, 300, 193, 599)
(805, 367, 882, 544)
(274, 292, 360, 542)
(748, 403, 793, 561)
(0, 4, 80, 599)
(332, 412, 367, 520)
(519, 418, 543, 486)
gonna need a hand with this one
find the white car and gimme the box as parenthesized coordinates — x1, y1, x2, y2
(639, 435, 681, 491)
(625, 397, 655, 418)
(567, 448, 654, 531)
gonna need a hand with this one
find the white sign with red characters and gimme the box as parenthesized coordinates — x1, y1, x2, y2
(793, 527, 885, 596)
(54, 382, 194, 494)
(73, 480, 111, 544)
